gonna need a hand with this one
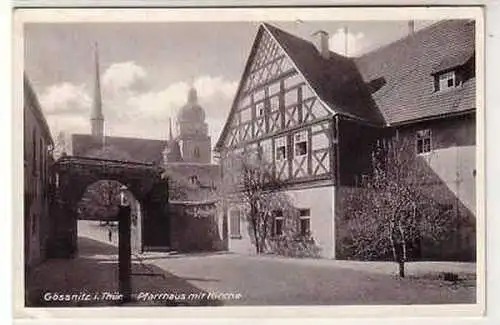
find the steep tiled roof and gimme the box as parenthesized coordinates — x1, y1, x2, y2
(216, 20, 476, 150)
(264, 23, 385, 125)
(354, 20, 476, 125)
(72, 134, 167, 164)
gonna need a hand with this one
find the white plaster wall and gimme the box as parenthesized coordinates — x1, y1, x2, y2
(285, 186, 335, 258)
(226, 185, 335, 258)
(423, 145, 476, 215)
(227, 205, 256, 256)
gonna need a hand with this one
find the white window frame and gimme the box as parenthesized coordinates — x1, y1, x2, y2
(294, 131, 308, 157)
(437, 70, 457, 92)
(416, 129, 432, 155)
(255, 101, 265, 117)
(298, 208, 311, 237)
(273, 211, 284, 236)
(270, 95, 280, 112)
(275, 137, 287, 161)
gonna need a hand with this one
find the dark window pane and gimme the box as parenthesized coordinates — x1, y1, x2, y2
(299, 218, 310, 236)
(275, 218, 283, 236)
(276, 146, 286, 160)
(299, 208, 310, 217)
(295, 141, 307, 156)
(424, 138, 431, 152)
(416, 140, 423, 154)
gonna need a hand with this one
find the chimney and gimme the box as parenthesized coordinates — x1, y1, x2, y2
(312, 30, 330, 59)
(408, 20, 415, 35)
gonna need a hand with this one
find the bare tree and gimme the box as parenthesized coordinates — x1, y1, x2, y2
(342, 136, 457, 277)
(220, 149, 299, 254)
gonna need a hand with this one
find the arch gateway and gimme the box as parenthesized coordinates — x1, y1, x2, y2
(48, 155, 169, 258)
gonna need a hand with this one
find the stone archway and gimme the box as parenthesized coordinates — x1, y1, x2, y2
(48, 156, 169, 258)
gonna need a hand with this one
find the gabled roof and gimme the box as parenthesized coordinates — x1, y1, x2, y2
(216, 20, 476, 150)
(263, 23, 385, 125)
(215, 23, 384, 150)
(72, 134, 167, 164)
(354, 19, 476, 125)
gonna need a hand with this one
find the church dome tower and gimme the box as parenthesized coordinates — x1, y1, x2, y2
(178, 87, 206, 123)
(176, 86, 211, 163)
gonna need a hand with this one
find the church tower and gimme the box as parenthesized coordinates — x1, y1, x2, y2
(90, 43, 104, 139)
(163, 117, 183, 163)
(176, 86, 211, 163)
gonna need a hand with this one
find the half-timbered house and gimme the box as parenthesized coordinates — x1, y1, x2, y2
(215, 20, 477, 260)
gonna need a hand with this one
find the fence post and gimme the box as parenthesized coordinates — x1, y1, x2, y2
(118, 205, 132, 303)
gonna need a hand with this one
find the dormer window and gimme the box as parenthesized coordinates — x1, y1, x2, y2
(432, 50, 473, 92)
(435, 70, 460, 92)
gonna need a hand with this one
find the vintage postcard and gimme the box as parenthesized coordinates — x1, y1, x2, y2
(13, 5, 485, 319)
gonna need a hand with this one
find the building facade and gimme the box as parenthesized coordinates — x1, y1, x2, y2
(70, 45, 221, 252)
(215, 20, 476, 260)
(24, 74, 55, 270)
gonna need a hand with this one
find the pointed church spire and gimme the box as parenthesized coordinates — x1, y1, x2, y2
(169, 117, 173, 141)
(91, 42, 104, 138)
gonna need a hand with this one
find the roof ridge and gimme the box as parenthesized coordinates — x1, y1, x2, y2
(262, 22, 350, 60)
(355, 19, 471, 60)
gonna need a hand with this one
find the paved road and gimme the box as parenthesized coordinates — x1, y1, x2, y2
(147, 253, 475, 305)
(26, 236, 221, 307)
(33, 221, 473, 306)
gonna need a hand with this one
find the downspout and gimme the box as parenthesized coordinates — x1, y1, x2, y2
(332, 115, 341, 259)
(219, 150, 229, 250)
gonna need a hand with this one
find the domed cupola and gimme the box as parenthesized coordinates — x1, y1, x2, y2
(175, 85, 211, 163)
(177, 87, 206, 123)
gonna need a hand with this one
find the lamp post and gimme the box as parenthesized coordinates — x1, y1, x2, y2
(119, 185, 128, 206)
(118, 185, 132, 303)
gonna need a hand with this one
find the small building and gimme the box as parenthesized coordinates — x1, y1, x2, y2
(215, 20, 476, 260)
(24, 74, 55, 270)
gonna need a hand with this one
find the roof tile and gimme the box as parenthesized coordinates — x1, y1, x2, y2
(354, 20, 476, 125)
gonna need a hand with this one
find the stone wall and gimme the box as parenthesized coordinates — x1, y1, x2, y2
(169, 201, 224, 253)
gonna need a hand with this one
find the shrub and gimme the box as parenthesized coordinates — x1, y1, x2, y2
(268, 235, 321, 258)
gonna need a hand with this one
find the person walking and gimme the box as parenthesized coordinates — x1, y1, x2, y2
(108, 227, 113, 242)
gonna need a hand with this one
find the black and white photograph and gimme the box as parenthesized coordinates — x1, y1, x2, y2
(15, 6, 484, 317)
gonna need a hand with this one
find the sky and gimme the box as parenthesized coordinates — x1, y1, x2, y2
(24, 20, 435, 149)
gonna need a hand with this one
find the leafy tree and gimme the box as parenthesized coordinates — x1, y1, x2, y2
(77, 180, 122, 221)
(342, 136, 459, 277)
(220, 149, 307, 255)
